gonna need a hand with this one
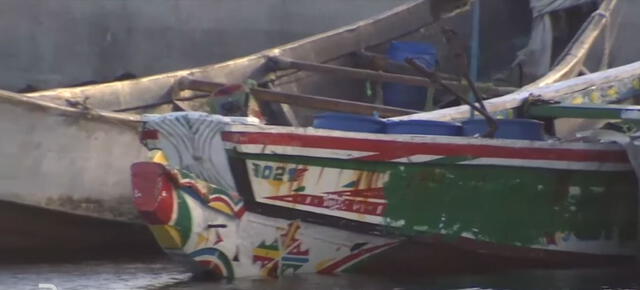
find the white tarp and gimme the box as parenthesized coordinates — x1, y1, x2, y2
(514, 0, 595, 81)
(142, 112, 260, 192)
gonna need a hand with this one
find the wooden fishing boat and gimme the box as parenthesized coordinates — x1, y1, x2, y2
(128, 0, 640, 279)
(132, 110, 638, 278)
(0, 0, 627, 256)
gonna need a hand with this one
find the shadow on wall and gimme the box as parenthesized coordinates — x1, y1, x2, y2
(1, 0, 411, 92)
(16, 72, 138, 93)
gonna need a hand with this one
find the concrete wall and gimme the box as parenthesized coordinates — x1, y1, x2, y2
(0, 0, 408, 91)
(477, 0, 531, 80)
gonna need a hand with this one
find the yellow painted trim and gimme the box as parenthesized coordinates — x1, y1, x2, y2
(209, 202, 235, 216)
(253, 248, 280, 259)
(150, 150, 170, 164)
(148, 225, 183, 249)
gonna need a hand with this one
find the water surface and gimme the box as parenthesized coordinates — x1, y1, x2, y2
(1, 258, 638, 290)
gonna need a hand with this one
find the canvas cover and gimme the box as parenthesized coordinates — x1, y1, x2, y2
(515, 0, 595, 81)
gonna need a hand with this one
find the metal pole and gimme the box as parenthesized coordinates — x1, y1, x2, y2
(469, 0, 481, 118)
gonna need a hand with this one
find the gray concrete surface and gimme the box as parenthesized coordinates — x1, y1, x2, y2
(0, 0, 409, 91)
(5, 0, 630, 93)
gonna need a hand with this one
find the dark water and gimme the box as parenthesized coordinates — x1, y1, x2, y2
(1, 258, 638, 290)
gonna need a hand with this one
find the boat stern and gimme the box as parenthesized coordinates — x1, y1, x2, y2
(130, 161, 245, 279)
(131, 162, 186, 250)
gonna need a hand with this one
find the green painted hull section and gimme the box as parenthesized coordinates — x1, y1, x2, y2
(231, 152, 638, 248)
(385, 165, 637, 246)
(175, 191, 193, 243)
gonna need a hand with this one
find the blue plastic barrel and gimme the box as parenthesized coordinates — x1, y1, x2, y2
(386, 120, 462, 136)
(462, 119, 545, 140)
(383, 41, 438, 110)
(313, 112, 386, 133)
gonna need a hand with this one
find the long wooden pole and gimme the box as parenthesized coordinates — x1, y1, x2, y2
(273, 56, 517, 97)
(468, 0, 481, 118)
(406, 58, 497, 138)
(271, 56, 437, 88)
(354, 51, 458, 80)
(115, 78, 419, 117)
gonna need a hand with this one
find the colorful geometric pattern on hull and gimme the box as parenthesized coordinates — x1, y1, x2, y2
(131, 162, 399, 279)
(134, 113, 639, 279)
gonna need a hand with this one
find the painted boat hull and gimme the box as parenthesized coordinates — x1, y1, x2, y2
(131, 162, 636, 280)
(135, 113, 639, 279)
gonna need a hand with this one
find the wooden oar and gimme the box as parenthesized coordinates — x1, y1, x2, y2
(406, 58, 497, 138)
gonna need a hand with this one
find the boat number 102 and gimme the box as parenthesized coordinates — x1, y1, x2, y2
(251, 163, 301, 182)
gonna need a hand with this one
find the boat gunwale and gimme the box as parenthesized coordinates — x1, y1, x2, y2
(222, 123, 627, 152)
(0, 88, 141, 124)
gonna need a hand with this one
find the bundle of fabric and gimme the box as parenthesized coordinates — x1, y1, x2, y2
(514, 0, 596, 82)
